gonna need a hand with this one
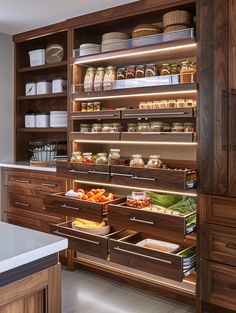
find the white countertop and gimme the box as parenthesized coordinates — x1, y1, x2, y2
(0, 222, 68, 273)
(0, 162, 56, 172)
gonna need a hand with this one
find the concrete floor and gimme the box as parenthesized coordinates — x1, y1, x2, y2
(61, 268, 195, 313)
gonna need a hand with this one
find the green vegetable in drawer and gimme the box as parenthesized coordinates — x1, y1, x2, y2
(148, 192, 182, 208)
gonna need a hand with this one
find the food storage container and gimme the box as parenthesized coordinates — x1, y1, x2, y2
(52, 78, 67, 93)
(71, 151, 83, 163)
(108, 149, 120, 165)
(160, 64, 171, 75)
(50, 111, 67, 127)
(96, 153, 108, 165)
(117, 67, 126, 80)
(81, 103, 87, 112)
(172, 122, 184, 132)
(126, 65, 136, 79)
(184, 122, 196, 132)
(35, 113, 50, 128)
(127, 123, 137, 132)
(135, 65, 145, 78)
(163, 123, 172, 132)
(110, 123, 122, 132)
(167, 100, 177, 108)
(130, 154, 145, 168)
(91, 123, 102, 133)
(87, 102, 94, 112)
(94, 102, 102, 111)
(177, 99, 186, 108)
(180, 60, 196, 83)
(147, 155, 163, 168)
(171, 64, 180, 74)
(102, 123, 111, 132)
(80, 124, 91, 132)
(136, 238, 180, 253)
(82, 152, 95, 163)
(137, 122, 150, 132)
(84, 67, 96, 92)
(150, 121, 164, 132)
(36, 80, 52, 95)
(94, 67, 105, 92)
(185, 99, 194, 107)
(103, 66, 116, 90)
(145, 64, 156, 77)
(25, 81, 36, 96)
(159, 100, 168, 108)
(127, 191, 151, 209)
(25, 113, 36, 128)
(28, 49, 45, 67)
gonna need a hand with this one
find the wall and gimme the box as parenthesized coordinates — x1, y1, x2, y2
(0, 33, 13, 162)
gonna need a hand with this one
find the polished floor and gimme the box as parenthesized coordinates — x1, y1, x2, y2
(62, 268, 195, 313)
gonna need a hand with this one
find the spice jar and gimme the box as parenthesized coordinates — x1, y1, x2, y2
(94, 102, 102, 111)
(167, 100, 177, 108)
(82, 152, 95, 163)
(185, 99, 194, 107)
(137, 122, 150, 132)
(172, 122, 184, 132)
(145, 64, 156, 77)
(130, 154, 145, 168)
(108, 149, 120, 165)
(96, 153, 108, 165)
(80, 124, 91, 132)
(180, 60, 196, 83)
(71, 151, 83, 163)
(135, 65, 145, 78)
(127, 123, 137, 132)
(150, 121, 164, 132)
(103, 66, 116, 90)
(163, 122, 172, 132)
(87, 102, 94, 112)
(91, 123, 102, 132)
(160, 63, 171, 75)
(171, 63, 180, 75)
(184, 122, 196, 132)
(126, 65, 136, 79)
(81, 103, 87, 112)
(159, 100, 168, 108)
(127, 192, 151, 209)
(110, 123, 122, 132)
(176, 99, 186, 108)
(153, 101, 160, 109)
(117, 67, 126, 80)
(94, 67, 105, 92)
(147, 155, 163, 169)
(102, 123, 111, 132)
(84, 67, 96, 92)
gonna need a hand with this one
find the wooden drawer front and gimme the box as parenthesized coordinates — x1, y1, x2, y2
(111, 165, 196, 191)
(108, 203, 196, 241)
(201, 260, 236, 311)
(110, 235, 196, 282)
(56, 161, 110, 183)
(200, 223, 236, 267)
(50, 221, 108, 259)
(121, 108, 196, 119)
(120, 132, 196, 143)
(10, 193, 45, 212)
(71, 110, 121, 120)
(5, 170, 64, 194)
(200, 194, 236, 227)
(70, 132, 120, 141)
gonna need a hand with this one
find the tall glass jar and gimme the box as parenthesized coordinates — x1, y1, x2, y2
(94, 67, 105, 92)
(84, 67, 96, 92)
(146, 155, 163, 169)
(71, 151, 83, 163)
(145, 64, 156, 77)
(180, 60, 196, 83)
(96, 153, 108, 165)
(130, 154, 145, 168)
(108, 149, 120, 165)
(82, 152, 95, 164)
(103, 66, 116, 90)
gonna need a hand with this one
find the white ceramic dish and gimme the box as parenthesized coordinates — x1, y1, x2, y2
(72, 224, 110, 236)
(79, 43, 101, 56)
(136, 239, 180, 253)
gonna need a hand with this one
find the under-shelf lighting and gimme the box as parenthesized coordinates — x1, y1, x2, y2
(74, 89, 197, 101)
(74, 43, 197, 65)
(73, 180, 197, 197)
(73, 140, 197, 146)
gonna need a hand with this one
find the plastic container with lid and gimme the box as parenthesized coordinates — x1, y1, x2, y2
(25, 82, 36, 96)
(35, 113, 50, 128)
(96, 153, 108, 165)
(82, 152, 95, 164)
(108, 149, 120, 165)
(180, 60, 196, 83)
(84, 67, 96, 92)
(36, 80, 52, 95)
(52, 78, 67, 93)
(50, 111, 67, 128)
(147, 155, 163, 169)
(130, 154, 145, 168)
(94, 67, 105, 92)
(28, 49, 45, 67)
(80, 124, 91, 132)
(91, 123, 102, 133)
(127, 191, 151, 209)
(25, 113, 36, 128)
(71, 151, 83, 163)
(150, 121, 164, 132)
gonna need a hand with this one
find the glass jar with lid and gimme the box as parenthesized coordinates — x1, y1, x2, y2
(71, 151, 83, 163)
(185, 99, 194, 107)
(163, 122, 172, 132)
(159, 100, 168, 108)
(160, 64, 171, 75)
(93, 102, 102, 111)
(176, 99, 186, 108)
(82, 152, 95, 164)
(81, 103, 87, 112)
(91, 123, 102, 133)
(127, 191, 151, 209)
(103, 66, 116, 90)
(167, 100, 177, 108)
(127, 123, 137, 132)
(87, 102, 94, 112)
(102, 123, 111, 132)
(180, 60, 196, 83)
(126, 65, 136, 79)
(170, 63, 180, 75)
(146, 155, 163, 169)
(172, 122, 184, 132)
(137, 122, 150, 132)
(135, 65, 145, 78)
(150, 121, 164, 132)
(110, 123, 122, 132)
(145, 64, 156, 77)
(94, 67, 105, 92)
(84, 67, 96, 92)
(117, 67, 126, 80)
(130, 154, 145, 168)
(80, 124, 91, 132)
(108, 149, 120, 165)
(184, 122, 196, 132)
(96, 153, 108, 165)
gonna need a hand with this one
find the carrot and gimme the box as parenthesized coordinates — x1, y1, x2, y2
(88, 190, 105, 201)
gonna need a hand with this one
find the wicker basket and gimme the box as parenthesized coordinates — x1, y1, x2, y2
(163, 10, 193, 30)
(164, 25, 188, 33)
(132, 24, 162, 39)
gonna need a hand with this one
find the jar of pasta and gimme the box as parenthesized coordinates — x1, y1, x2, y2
(84, 67, 96, 92)
(103, 66, 116, 90)
(94, 67, 105, 92)
(160, 64, 171, 75)
(135, 65, 145, 78)
(126, 65, 136, 79)
(145, 64, 156, 77)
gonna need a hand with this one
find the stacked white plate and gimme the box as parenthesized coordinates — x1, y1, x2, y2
(79, 43, 101, 57)
(102, 32, 131, 52)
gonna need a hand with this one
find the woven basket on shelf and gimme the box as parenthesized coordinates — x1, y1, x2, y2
(163, 10, 193, 30)
(132, 24, 162, 38)
(164, 25, 188, 33)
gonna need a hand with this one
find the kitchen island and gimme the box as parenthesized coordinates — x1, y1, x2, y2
(0, 221, 68, 313)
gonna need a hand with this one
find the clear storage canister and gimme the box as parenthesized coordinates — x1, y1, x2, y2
(52, 78, 67, 93)
(94, 67, 105, 92)
(80, 123, 91, 132)
(108, 149, 120, 165)
(84, 67, 96, 92)
(35, 113, 50, 128)
(36, 80, 52, 95)
(96, 153, 108, 165)
(25, 113, 36, 128)
(130, 154, 145, 168)
(103, 66, 116, 90)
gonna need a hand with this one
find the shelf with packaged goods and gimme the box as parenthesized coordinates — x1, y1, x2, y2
(73, 38, 196, 67)
(17, 60, 68, 73)
(17, 92, 67, 101)
(17, 127, 68, 132)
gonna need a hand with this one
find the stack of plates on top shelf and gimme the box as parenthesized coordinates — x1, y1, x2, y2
(79, 43, 101, 57)
(101, 32, 131, 52)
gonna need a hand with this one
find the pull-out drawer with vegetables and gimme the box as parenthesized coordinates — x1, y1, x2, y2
(109, 232, 196, 282)
(56, 161, 110, 183)
(108, 201, 196, 241)
(110, 165, 196, 192)
(44, 191, 125, 222)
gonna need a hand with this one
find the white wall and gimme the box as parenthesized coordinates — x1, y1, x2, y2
(0, 33, 14, 162)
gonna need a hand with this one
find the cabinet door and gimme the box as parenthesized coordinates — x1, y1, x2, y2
(228, 0, 236, 197)
(198, 0, 228, 195)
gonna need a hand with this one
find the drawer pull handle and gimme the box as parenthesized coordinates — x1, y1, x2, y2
(53, 230, 100, 245)
(61, 204, 80, 210)
(114, 246, 172, 264)
(130, 217, 154, 225)
(41, 183, 58, 187)
(88, 170, 109, 175)
(74, 114, 117, 118)
(69, 169, 88, 174)
(225, 243, 236, 250)
(15, 179, 30, 184)
(132, 176, 156, 181)
(124, 112, 186, 117)
(15, 201, 30, 207)
(111, 173, 132, 177)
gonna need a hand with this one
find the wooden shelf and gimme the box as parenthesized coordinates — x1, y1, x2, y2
(17, 60, 67, 73)
(73, 83, 197, 101)
(17, 92, 67, 100)
(17, 127, 67, 132)
(73, 38, 196, 67)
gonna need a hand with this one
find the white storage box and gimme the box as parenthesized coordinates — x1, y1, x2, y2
(25, 82, 36, 96)
(36, 113, 50, 128)
(28, 49, 45, 67)
(50, 111, 67, 127)
(25, 113, 36, 128)
(36, 80, 52, 95)
(52, 78, 67, 93)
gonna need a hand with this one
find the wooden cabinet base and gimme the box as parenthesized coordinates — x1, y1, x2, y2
(0, 264, 61, 313)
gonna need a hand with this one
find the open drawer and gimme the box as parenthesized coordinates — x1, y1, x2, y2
(49, 220, 136, 260)
(109, 232, 196, 282)
(44, 192, 125, 222)
(56, 161, 110, 183)
(110, 165, 196, 192)
(108, 202, 196, 241)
